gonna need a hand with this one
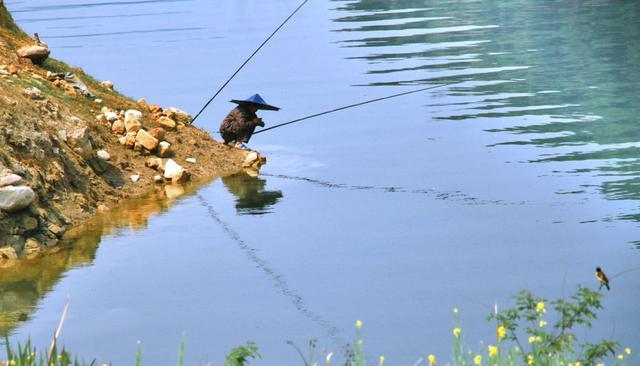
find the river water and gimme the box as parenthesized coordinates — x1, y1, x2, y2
(3, 0, 640, 365)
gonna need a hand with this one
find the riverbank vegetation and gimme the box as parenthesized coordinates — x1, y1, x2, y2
(1, 286, 631, 366)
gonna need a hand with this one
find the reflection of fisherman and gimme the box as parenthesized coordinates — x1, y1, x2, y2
(219, 94, 280, 149)
(222, 171, 283, 215)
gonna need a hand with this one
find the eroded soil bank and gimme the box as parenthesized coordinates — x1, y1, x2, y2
(0, 3, 256, 260)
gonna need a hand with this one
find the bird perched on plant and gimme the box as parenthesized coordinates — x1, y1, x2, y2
(595, 267, 610, 290)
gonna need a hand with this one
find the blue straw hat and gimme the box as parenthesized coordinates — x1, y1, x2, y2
(230, 94, 280, 111)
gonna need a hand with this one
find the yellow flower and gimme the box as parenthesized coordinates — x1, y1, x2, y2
(356, 320, 363, 329)
(527, 355, 534, 365)
(473, 354, 482, 365)
(596, 363, 604, 366)
(617, 354, 624, 360)
(536, 302, 546, 314)
(453, 307, 459, 314)
(379, 356, 385, 366)
(539, 320, 547, 327)
(453, 327, 462, 338)
(428, 354, 436, 366)
(528, 336, 542, 344)
(625, 347, 631, 355)
(488, 345, 498, 357)
(574, 362, 581, 366)
(497, 326, 506, 340)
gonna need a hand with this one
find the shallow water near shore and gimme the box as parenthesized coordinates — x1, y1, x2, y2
(3, 0, 640, 364)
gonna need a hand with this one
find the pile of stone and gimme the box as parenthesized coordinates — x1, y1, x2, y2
(0, 168, 64, 260)
(97, 107, 175, 158)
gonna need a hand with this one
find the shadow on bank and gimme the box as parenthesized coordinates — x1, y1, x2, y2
(0, 171, 283, 337)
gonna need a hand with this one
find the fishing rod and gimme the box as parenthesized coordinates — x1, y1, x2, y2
(189, 0, 310, 125)
(254, 82, 456, 135)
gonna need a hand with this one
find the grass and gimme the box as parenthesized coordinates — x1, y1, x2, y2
(0, 287, 633, 366)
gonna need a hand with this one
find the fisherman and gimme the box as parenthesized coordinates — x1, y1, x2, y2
(219, 94, 280, 149)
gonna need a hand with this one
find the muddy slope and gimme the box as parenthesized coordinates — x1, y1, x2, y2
(0, 4, 252, 259)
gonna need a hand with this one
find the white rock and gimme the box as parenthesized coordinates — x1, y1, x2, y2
(104, 111, 119, 122)
(57, 130, 67, 142)
(101, 81, 114, 89)
(130, 175, 140, 182)
(157, 141, 171, 158)
(22, 87, 43, 100)
(125, 109, 143, 123)
(0, 173, 22, 187)
(0, 185, 36, 212)
(94, 99, 103, 104)
(96, 150, 110, 161)
(163, 159, 191, 183)
(242, 152, 260, 167)
(185, 158, 196, 164)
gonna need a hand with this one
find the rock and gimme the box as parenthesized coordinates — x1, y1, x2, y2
(22, 216, 38, 231)
(125, 109, 143, 124)
(147, 127, 166, 141)
(149, 105, 163, 113)
(0, 185, 37, 212)
(145, 157, 163, 170)
(22, 87, 44, 100)
(163, 159, 191, 183)
(135, 129, 159, 151)
(157, 116, 176, 130)
(17, 45, 50, 64)
(48, 224, 64, 237)
(96, 150, 111, 161)
(67, 127, 93, 159)
(157, 141, 172, 158)
(24, 238, 40, 255)
(153, 175, 163, 184)
(57, 129, 68, 142)
(0, 173, 22, 187)
(164, 184, 185, 199)
(243, 152, 260, 168)
(111, 119, 125, 134)
(185, 158, 196, 164)
(95, 114, 105, 123)
(0, 247, 18, 260)
(137, 98, 149, 109)
(123, 132, 137, 148)
(130, 174, 140, 182)
(124, 119, 142, 133)
(104, 111, 119, 122)
(166, 107, 193, 124)
(94, 98, 103, 104)
(118, 136, 127, 145)
(100, 81, 114, 89)
(7, 65, 18, 75)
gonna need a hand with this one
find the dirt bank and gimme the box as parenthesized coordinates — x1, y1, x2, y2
(0, 4, 258, 260)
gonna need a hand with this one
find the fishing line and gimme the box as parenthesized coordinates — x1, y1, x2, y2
(254, 82, 456, 135)
(195, 193, 349, 350)
(261, 172, 526, 206)
(189, 0, 310, 125)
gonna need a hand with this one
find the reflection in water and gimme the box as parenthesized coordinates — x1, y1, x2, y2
(333, 0, 640, 231)
(0, 183, 201, 338)
(222, 172, 283, 215)
(195, 194, 348, 350)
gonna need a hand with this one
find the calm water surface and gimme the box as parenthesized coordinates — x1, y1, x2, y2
(3, 0, 640, 364)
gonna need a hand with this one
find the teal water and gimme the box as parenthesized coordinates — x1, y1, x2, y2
(3, 0, 640, 364)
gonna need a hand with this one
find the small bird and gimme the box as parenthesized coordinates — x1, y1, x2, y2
(595, 267, 610, 291)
